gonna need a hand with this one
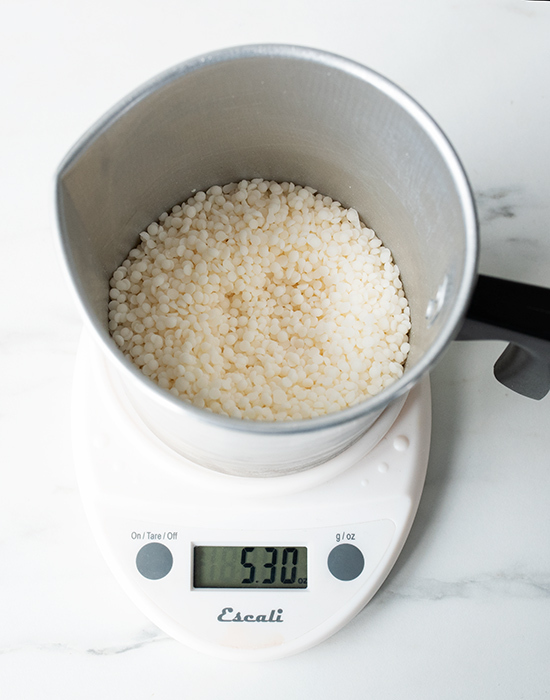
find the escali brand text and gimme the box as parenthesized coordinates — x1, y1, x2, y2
(217, 607, 284, 623)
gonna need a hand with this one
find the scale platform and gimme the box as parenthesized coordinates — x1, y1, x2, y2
(72, 333, 431, 661)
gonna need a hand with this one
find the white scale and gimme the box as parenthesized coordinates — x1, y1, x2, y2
(72, 333, 431, 661)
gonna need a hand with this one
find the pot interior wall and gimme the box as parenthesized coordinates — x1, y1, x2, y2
(59, 54, 469, 368)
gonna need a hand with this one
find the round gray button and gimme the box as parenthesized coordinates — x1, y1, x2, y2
(327, 543, 364, 581)
(136, 542, 173, 580)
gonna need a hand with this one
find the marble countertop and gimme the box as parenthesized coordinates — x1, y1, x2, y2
(1, 1, 549, 697)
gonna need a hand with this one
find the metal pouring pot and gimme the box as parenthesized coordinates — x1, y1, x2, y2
(55, 45, 550, 477)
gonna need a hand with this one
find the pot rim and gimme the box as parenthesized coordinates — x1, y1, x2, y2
(55, 43, 479, 435)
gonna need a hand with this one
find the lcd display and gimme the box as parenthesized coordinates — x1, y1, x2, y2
(193, 546, 307, 589)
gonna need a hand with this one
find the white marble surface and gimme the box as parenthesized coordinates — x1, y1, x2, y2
(1, 0, 550, 697)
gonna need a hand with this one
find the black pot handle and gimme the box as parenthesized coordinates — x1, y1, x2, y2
(456, 275, 550, 399)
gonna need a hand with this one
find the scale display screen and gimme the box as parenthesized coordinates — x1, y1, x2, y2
(193, 546, 308, 589)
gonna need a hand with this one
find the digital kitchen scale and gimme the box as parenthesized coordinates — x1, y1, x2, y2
(72, 333, 431, 661)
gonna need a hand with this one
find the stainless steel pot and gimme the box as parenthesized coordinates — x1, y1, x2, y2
(55, 45, 549, 477)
